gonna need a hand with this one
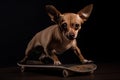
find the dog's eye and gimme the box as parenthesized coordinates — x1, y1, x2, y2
(61, 23, 67, 29)
(75, 24, 79, 30)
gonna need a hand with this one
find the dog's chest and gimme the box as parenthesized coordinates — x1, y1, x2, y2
(48, 40, 73, 54)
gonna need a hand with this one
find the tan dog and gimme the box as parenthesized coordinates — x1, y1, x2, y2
(20, 4, 93, 65)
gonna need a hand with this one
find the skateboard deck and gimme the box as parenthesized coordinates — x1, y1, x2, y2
(17, 60, 97, 77)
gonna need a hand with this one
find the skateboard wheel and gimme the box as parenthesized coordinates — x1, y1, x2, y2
(21, 66, 25, 72)
(63, 69, 69, 77)
(90, 71, 94, 74)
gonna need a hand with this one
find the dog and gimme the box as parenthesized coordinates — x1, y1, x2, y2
(20, 4, 93, 65)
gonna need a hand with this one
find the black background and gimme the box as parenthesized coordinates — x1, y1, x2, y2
(0, 0, 119, 67)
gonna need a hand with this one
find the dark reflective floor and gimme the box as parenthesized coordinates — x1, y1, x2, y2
(0, 63, 120, 80)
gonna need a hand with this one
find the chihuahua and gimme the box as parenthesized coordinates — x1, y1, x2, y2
(20, 4, 93, 65)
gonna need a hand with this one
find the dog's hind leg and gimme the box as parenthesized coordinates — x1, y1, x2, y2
(20, 37, 41, 64)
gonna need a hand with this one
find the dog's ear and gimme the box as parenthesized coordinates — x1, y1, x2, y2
(45, 5, 61, 23)
(77, 4, 93, 22)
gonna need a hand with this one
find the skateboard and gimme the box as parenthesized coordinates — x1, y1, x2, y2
(17, 60, 97, 77)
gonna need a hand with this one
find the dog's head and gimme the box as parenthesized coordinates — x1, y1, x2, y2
(46, 4, 93, 40)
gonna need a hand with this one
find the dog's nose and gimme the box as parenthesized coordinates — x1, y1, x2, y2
(68, 33, 75, 40)
(70, 33, 75, 38)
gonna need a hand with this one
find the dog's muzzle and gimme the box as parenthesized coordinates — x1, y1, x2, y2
(67, 34, 76, 40)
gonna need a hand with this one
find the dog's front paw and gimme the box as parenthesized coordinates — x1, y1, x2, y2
(54, 61, 61, 65)
(82, 59, 93, 64)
